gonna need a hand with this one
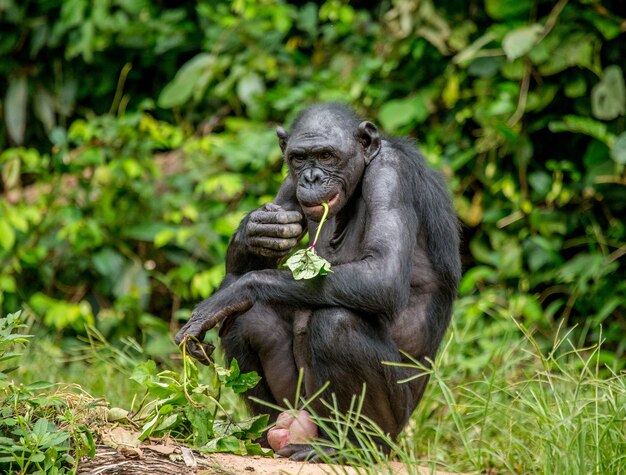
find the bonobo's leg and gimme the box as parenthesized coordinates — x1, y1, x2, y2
(221, 302, 298, 419)
(297, 308, 415, 439)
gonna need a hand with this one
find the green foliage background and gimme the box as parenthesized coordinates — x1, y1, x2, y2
(1, 0, 625, 368)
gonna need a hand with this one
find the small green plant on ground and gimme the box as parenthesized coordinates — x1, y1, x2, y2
(0, 312, 95, 474)
(126, 354, 267, 454)
(1, 312, 269, 473)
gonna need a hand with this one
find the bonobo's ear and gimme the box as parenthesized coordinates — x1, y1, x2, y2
(276, 126, 289, 154)
(358, 121, 381, 164)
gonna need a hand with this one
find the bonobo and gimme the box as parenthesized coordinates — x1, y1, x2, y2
(175, 103, 461, 460)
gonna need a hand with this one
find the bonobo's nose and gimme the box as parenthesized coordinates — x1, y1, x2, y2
(301, 167, 324, 187)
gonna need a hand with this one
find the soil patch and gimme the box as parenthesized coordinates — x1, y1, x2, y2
(78, 444, 454, 475)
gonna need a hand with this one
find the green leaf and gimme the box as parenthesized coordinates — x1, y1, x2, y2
(237, 72, 265, 109)
(107, 407, 129, 422)
(26, 381, 55, 390)
(33, 87, 56, 133)
(185, 406, 214, 446)
(155, 413, 180, 432)
(485, 0, 532, 20)
(502, 24, 543, 61)
(548, 115, 614, 145)
(113, 260, 150, 304)
(458, 266, 494, 294)
(204, 435, 242, 454)
(0, 220, 15, 250)
(130, 360, 158, 385)
(92, 248, 125, 282)
(537, 33, 598, 76)
(5, 76, 28, 145)
(158, 53, 215, 108)
(29, 452, 46, 463)
(1, 157, 20, 190)
(285, 248, 333, 280)
(379, 96, 428, 131)
(224, 359, 261, 394)
(610, 132, 626, 165)
(591, 65, 626, 121)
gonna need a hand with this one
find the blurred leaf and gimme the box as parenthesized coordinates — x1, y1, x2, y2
(200, 173, 244, 199)
(591, 65, 626, 120)
(582, 9, 622, 40)
(33, 86, 56, 133)
(502, 24, 543, 61)
(610, 132, 626, 165)
(93, 248, 125, 282)
(57, 78, 78, 117)
(1, 157, 20, 190)
(453, 31, 496, 65)
(5, 76, 28, 145)
(537, 33, 598, 76)
(459, 266, 494, 294)
(237, 72, 265, 110)
(548, 115, 613, 145)
(485, 0, 532, 20)
(158, 53, 215, 108)
(114, 261, 150, 305)
(379, 96, 428, 131)
(191, 266, 224, 299)
(0, 220, 15, 250)
(442, 74, 460, 108)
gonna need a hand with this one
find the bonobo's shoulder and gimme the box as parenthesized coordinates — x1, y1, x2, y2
(367, 137, 425, 174)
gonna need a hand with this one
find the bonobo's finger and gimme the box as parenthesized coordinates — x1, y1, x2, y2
(248, 222, 303, 239)
(174, 326, 215, 365)
(193, 297, 254, 335)
(249, 236, 298, 252)
(249, 246, 291, 258)
(185, 338, 215, 365)
(262, 202, 282, 212)
(250, 210, 303, 225)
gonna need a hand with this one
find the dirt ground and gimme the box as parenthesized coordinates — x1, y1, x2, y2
(204, 452, 453, 475)
(78, 444, 454, 475)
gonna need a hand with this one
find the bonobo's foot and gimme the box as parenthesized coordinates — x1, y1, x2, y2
(267, 410, 318, 454)
(277, 443, 338, 462)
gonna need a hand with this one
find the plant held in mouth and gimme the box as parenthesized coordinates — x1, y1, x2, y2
(285, 202, 333, 280)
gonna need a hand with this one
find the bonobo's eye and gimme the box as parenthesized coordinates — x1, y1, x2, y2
(290, 154, 305, 164)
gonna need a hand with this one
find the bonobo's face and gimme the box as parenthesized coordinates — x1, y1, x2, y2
(277, 112, 379, 221)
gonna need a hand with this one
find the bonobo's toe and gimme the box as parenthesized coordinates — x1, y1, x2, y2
(277, 444, 337, 463)
(276, 443, 314, 461)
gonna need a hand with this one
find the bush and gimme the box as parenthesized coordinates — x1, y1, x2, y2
(0, 1, 624, 363)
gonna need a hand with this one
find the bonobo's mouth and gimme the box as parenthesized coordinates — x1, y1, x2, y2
(301, 193, 340, 220)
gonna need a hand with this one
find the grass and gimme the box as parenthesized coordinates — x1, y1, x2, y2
(10, 306, 626, 474)
(404, 318, 626, 474)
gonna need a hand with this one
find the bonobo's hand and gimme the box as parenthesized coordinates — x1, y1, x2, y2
(174, 288, 253, 365)
(246, 203, 303, 257)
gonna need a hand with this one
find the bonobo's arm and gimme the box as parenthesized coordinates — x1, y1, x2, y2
(225, 176, 305, 275)
(176, 151, 418, 360)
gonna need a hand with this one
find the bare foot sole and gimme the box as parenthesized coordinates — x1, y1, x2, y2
(267, 410, 318, 454)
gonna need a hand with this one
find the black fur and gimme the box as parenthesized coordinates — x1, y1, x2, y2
(175, 103, 461, 455)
